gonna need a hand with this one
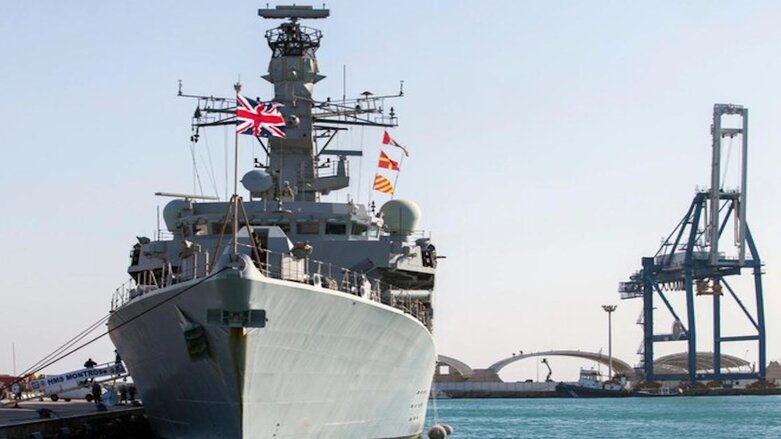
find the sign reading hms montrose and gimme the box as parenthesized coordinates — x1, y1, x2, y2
(30, 363, 126, 391)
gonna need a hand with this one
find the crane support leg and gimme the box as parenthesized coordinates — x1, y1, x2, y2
(713, 282, 721, 379)
(685, 270, 697, 383)
(642, 257, 655, 381)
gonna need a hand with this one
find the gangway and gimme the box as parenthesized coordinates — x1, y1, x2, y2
(27, 362, 127, 402)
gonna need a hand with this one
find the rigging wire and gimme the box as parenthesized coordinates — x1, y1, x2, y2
(15, 314, 110, 380)
(357, 125, 365, 203)
(391, 146, 405, 201)
(200, 130, 221, 199)
(1, 267, 229, 396)
(188, 141, 206, 197)
(430, 378, 440, 426)
(224, 125, 229, 201)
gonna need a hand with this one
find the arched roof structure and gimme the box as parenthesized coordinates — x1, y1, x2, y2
(438, 351, 751, 383)
(488, 350, 636, 378)
(436, 355, 475, 377)
(653, 352, 749, 374)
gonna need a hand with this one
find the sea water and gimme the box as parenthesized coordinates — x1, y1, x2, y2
(424, 396, 781, 438)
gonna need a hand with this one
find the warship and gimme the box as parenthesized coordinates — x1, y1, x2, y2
(107, 5, 438, 439)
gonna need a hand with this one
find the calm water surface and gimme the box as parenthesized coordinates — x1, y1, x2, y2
(424, 396, 781, 438)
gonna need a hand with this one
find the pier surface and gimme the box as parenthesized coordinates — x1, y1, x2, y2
(0, 400, 146, 438)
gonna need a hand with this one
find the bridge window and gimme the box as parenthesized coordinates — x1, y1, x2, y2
(438, 365, 451, 375)
(211, 222, 233, 235)
(351, 222, 368, 236)
(270, 222, 290, 234)
(325, 220, 346, 235)
(296, 220, 320, 235)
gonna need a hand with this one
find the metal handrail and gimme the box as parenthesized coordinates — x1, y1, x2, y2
(110, 247, 430, 327)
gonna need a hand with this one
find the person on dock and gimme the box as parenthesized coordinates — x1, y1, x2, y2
(119, 385, 128, 405)
(91, 382, 102, 406)
(11, 382, 21, 401)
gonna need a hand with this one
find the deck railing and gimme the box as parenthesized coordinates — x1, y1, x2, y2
(110, 247, 431, 328)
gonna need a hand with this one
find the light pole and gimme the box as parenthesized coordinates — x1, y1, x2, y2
(602, 305, 617, 380)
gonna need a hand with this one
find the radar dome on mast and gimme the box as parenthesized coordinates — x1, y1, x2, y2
(242, 169, 274, 196)
(380, 199, 421, 236)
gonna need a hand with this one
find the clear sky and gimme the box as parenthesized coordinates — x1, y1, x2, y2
(1, 1, 780, 381)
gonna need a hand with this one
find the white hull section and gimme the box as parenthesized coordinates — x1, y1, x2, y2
(108, 266, 435, 439)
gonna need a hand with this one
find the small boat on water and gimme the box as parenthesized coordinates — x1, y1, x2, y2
(555, 368, 631, 398)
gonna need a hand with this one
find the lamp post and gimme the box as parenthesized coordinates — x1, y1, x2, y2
(602, 305, 617, 380)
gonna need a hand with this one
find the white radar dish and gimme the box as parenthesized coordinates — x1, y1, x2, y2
(242, 169, 274, 194)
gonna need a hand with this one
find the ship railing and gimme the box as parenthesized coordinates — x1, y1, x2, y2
(111, 246, 431, 328)
(111, 279, 136, 311)
(403, 230, 430, 241)
(258, 249, 429, 327)
(315, 161, 349, 178)
(298, 160, 349, 182)
(390, 290, 430, 327)
(110, 278, 150, 312)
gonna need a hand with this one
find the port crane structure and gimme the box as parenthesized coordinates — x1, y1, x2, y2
(619, 104, 765, 383)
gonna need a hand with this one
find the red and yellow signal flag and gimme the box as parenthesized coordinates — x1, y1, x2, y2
(372, 173, 395, 194)
(378, 150, 400, 171)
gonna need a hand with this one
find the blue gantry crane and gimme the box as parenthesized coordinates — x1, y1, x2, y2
(619, 104, 765, 383)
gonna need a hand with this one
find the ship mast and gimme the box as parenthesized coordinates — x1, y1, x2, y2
(259, 5, 330, 202)
(181, 5, 402, 204)
(259, 5, 402, 202)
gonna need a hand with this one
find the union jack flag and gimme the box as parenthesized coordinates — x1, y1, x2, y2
(236, 94, 287, 138)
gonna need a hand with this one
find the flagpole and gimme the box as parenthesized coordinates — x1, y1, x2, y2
(367, 175, 373, 210)
(391, 153, 405, 200)
(357, 125, 365, 203)
(232, 82, 242, 255)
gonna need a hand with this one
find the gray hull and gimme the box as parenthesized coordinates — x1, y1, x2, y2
(108, 269, 435, 439)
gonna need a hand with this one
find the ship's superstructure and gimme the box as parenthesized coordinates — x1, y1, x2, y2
(108, 5, 438, 439)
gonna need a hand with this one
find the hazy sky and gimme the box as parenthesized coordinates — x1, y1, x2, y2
(1, 1, 780, 381)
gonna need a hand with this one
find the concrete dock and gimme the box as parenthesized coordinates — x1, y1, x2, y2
(0, 400, 148, 438)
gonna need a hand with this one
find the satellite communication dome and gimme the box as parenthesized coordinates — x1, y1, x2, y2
(163, 199, 189, 232)
(380, 199, 421, 235)
(241, 169, 274, 194)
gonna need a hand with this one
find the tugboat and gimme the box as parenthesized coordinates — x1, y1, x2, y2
(556, 368, 631, 398)
(107, 5, 438, 439)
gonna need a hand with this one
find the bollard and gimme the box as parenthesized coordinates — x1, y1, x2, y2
(428, 425, 447, 439)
